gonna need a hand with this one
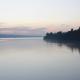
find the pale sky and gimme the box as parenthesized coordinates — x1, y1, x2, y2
(0, 0, 80, 29)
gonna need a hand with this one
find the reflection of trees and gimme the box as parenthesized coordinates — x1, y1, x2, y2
(44, 27, 80, 54)
(65, 43, 80, 53)
(61, 43, 80, 53)
(44, 40, 80, 54)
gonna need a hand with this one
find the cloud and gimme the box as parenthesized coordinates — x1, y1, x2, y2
(0, 22, 6, 26)
(0, 27, 47, 36)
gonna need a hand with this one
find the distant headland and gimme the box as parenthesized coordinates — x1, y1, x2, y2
(44, 27, 80, 43)
(0, 34, 42, 38)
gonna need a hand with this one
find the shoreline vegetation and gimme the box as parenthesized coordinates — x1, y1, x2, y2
(44, 27, 80, 44)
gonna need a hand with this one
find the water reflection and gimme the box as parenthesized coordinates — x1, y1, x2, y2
(44, 40, 80, 54)
(0, 38, 80, 80)
(0, 38, 80, 54)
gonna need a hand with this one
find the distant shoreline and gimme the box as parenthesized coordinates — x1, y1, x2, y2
(0, 34, 43, 38)
(44, 27, 80, 44)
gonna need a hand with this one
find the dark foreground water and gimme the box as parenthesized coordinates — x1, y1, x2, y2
(0, 37, 80, 80)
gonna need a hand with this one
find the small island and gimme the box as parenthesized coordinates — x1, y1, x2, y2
(44, 27, 80, 43)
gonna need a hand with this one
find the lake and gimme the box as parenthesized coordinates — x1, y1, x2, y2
(0, 37, 80, 80)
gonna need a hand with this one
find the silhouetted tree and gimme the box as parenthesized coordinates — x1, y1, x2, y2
(44, 27, 80, 42)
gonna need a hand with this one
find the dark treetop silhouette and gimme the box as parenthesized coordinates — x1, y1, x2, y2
(44, 27, 80, 43)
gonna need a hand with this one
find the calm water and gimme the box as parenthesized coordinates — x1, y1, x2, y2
(0, 37, 80, 80)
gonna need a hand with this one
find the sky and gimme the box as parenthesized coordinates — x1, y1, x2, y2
(0, 0, 80, 31)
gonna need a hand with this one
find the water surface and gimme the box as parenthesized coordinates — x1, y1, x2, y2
(0, 37, 80, 80)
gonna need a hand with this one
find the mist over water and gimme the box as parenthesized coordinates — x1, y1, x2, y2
(0, 37, 80, 80)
